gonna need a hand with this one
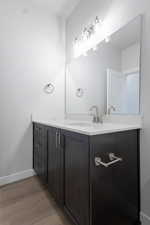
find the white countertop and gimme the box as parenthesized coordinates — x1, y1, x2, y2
(32, 118, 141, 136)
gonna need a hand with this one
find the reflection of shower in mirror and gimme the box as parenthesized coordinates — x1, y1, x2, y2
(107, 60, 140, 114)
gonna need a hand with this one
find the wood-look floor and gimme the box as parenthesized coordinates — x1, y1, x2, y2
(0, 176, 71, 225)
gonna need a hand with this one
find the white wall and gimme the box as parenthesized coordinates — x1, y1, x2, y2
(66, 0, 150, 224)
(0, 1, 65, 178)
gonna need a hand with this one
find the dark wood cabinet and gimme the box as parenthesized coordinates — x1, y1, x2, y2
(33, 123, 48, 184)
(90, 130, 140, 225)
(33, 122, 140, 225)
(47, 127, 64, 205)
(63, 131, 90, 225)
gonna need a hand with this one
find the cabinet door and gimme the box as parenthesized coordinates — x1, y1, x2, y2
(33, 123, 48, 184)
(48, 127, 64, 204)
(64, 131, 90, 225)
(90, 130, 140, 225)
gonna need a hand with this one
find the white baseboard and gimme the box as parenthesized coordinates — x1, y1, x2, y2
(141, 212, 150, 225)
(0, 169, 35, 186)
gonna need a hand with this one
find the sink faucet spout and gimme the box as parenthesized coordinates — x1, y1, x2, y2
(89, 105, 103, 124)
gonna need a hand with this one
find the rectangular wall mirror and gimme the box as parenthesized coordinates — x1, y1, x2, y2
(66, 15, 142, 116)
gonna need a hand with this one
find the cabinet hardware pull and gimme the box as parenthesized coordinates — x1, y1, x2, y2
(56, 132, 58, 149)
(95, 153, 122, 168)
(58, 132, 61, 146)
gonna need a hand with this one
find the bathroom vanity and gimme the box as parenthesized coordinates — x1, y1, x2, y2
(33, 120, 141, 225)
(32, 13, 142, 225)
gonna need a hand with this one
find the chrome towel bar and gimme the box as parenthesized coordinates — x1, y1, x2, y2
(95, 153, 122, 168)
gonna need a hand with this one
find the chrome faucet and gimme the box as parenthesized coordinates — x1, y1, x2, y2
(89, 105, 102, 123)
(107, 105, 116, 115)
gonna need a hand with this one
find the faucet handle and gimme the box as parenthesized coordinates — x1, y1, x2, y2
(107, 105, 116, 114)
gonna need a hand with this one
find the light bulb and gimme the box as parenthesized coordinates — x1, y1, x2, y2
(93, 45, 98, 51)
(105, 36, 111, 43)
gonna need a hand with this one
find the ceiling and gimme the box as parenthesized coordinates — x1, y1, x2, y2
(31, 0, 81, 17)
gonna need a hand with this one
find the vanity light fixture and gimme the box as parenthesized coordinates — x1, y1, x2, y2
(94, 16, 103, 33)
(73, 16, 103, 58)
